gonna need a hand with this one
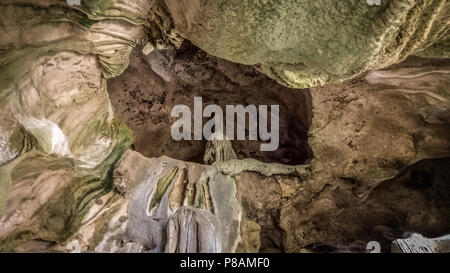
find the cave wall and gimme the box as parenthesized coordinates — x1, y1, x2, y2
(164, 0, 450, 87)
(0, 0, 449, 252)
(107, 42, 312, 165)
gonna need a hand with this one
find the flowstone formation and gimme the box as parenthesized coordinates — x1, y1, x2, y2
(0, 0, 449, 253)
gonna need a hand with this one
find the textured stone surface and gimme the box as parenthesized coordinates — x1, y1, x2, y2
(107, 43, 312, 165)
(309, 58, 450, 187)
(164, 0, 450, 88)
(58, 150, 244, 253)
(0, 0, 145, 250)
(0, 151, 122, 251)
(392, 233, 450, 253)
(0, 0, 449, 253)
(166, 207, 221, 253)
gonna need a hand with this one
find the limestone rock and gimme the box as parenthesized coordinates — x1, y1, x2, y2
(65, 150, 244, 253)
(236, 220, 261, 253)
(0, 151, 118, 251)
(165, 207, 221, 253)
(392, 233, 450, 253)
(0, 0, 449, 254)
(107, 43, 312, 165)
(164, 0, 450, 88)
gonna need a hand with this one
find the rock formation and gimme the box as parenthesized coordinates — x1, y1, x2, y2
(0, 0, 449, 253)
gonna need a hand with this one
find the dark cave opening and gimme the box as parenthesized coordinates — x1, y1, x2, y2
(108, 41, 313, 165)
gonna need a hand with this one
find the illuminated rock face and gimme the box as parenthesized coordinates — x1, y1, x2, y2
(0, 0, 449, 252)
(0, 0, 146, 250)
(164, 0, 450, 88)
(77, 151, 242, 253)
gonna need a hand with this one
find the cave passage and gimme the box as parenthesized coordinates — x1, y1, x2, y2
(108, 41, 313, 165)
